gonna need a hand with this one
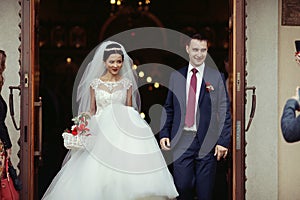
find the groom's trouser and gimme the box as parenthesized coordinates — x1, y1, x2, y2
(172, 131, 217, 200)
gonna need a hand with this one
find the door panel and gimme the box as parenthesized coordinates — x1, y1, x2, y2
(20, 0, 37, 199)
(231, 0, 246, 199)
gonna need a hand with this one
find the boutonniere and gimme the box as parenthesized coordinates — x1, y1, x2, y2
(205, 82, 214, 92)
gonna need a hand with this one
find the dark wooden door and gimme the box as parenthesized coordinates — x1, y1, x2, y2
(20, 0, 41, 199)
(231, 0, 247, 199)
(20, 0, 34, 199)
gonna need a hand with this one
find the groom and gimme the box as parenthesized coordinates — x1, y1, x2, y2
(160, 33, 232, 200)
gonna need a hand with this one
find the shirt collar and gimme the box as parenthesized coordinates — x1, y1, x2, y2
(188, 62, 205, 74)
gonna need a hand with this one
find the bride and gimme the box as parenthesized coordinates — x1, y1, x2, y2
(41, 41, 178, 200)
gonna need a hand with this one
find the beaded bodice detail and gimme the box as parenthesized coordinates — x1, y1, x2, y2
(90, 78, 132, 115)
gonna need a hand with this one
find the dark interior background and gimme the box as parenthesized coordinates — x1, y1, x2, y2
(37, 0, 230, 199)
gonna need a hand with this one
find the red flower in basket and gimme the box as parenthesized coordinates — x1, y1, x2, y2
(64, 112, 91, 135)
(71, 126, 78, 136)
(71, 112, 91, 135)
(62, 112, 92, 149)
(205, 82, 214, 92)
(77, 123, 90, 134)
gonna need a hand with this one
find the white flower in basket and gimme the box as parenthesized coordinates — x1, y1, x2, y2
(62, 112, 91, 150)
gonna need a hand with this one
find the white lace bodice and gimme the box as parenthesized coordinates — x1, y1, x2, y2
(90, 78, 132, 115)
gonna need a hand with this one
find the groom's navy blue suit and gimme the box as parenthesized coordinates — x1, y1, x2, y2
(160, 64, 232, 200)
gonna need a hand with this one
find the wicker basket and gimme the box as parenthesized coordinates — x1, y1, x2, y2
(62, 132, 85, 150)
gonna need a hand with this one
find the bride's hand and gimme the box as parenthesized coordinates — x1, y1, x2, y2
(82, 111, 92, 117)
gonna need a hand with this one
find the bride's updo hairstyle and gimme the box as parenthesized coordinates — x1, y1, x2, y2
(103, 43, 124, 61)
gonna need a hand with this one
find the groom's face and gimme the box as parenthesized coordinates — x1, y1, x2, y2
(186, 39, 208, 67)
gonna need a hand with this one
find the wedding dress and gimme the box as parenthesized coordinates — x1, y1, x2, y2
(42, 77, 178, 200)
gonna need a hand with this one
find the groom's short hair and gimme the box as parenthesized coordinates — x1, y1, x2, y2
(186, 33, 209, 46)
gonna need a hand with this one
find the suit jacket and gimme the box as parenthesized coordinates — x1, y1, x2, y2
(281, 99, 300, 142)
(160, 65, 232, 154)
(0, 94, 12, 149)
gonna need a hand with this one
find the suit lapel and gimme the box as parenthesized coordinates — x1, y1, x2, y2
(195, 67, 208, 128)
(178, 67, 188, 106)
(198, 79, 206, 106)
(198, 65, 208, 107)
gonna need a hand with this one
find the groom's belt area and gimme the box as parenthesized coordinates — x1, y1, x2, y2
(182, 130, 197, 137)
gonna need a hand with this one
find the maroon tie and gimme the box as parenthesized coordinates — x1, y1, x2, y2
(185, 68, 198, 127)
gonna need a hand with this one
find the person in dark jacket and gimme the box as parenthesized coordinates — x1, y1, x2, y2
(281, 93, 300, 143)
(281, 52, 300, 143)
(0, 49, 12, 158)
(160, 34, 232, 200)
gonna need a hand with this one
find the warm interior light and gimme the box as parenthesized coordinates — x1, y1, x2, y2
(154, 82, 159, 88)
(138, 71, 144, 78)
(110, 0, 116, 4)
(146, 76, 152, 83)
(66, 57, 72, 63)
(56, 42, 62, 48)
(132, 64, 138, 70)
(140, 112, 145, 119)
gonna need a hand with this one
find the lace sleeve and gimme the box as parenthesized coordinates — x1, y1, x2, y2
(122, 78, 132, 90)
(90, 79, 100, 90)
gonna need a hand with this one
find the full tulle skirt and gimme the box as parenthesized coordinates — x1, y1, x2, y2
(42, 104, 178, 200)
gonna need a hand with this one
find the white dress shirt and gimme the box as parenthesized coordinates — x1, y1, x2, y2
(184, 62, 205, 131)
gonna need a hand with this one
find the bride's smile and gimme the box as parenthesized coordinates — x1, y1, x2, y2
(105, 53, 123, 77)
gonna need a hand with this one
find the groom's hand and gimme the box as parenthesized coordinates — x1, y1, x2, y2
(160, 138, 171, 151)
(214, 145, 228, 161)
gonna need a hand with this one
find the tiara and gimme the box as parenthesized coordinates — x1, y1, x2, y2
(104, 48, 122, 51)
